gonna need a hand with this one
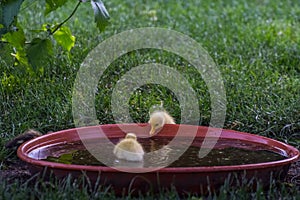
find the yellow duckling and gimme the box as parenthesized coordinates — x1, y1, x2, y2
(148, 110, 175, 136)
(113, 133, 144, 162)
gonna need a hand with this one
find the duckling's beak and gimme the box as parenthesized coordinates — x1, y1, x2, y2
(149, 126, 156, 136)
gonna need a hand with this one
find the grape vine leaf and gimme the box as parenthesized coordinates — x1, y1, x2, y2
(91, 0, 110, 32)
(0, 0, 25, 36)
(26, 38, 53, 70)
(53, 26, 75, 52)
(45, 0, 69, 15)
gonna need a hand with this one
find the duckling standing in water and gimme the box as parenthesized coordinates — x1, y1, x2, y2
(113, 133, 144, 162)
(148, 110, 175, 136)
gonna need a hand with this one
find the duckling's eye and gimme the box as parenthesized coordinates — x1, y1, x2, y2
(155, 123, 159, 127)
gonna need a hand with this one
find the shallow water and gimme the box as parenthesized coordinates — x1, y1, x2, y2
(41, 138, 287, 167)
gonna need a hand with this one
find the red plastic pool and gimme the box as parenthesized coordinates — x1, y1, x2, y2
(17, 124, 299, 195)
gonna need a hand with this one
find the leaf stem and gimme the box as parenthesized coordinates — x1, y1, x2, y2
(0, 40, 32, 45)
(0, 41, 9, 44)
(50, 1, 82, 35)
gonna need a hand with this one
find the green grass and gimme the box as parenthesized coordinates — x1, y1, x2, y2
(1, 0, 300, 199)
(0, 173, 299, 200)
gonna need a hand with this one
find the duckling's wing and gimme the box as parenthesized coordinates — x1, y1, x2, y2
(164, 112, 176, 124)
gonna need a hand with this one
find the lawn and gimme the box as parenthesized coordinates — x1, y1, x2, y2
(1, 0, 299, 199)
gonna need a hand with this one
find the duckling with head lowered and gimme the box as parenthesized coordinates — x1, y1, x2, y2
(113, 133, 144, 162)
(148, 110, 175, 136)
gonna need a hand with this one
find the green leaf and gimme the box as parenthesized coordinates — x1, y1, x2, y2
(26, 38, 53, 69)
(45, 151, 75, 164)
(0, 0, 25, 36)
(91, 0, 110, 32)
(2, 24, 25, 50)
(13, 49, 28, 66)
(2, 24, 29, 66)
(45, 0, 69, 15)
(53, 26, 75, 52)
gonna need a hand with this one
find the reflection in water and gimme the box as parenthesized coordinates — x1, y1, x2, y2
(113, 159, 144, 168)
(41, 138, 287, 167)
